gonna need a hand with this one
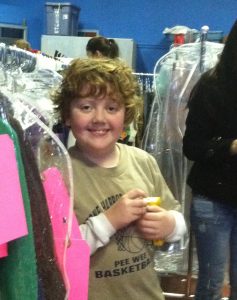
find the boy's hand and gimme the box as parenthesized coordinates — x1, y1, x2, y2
(104, 189, 147, 230)
(136, 205, 175, 240)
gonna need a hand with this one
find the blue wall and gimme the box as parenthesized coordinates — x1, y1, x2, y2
(0, 0, 45, 49)
(0, 0, 237, 72)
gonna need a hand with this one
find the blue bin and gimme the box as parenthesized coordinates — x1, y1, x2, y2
(45, 2, 80, 36)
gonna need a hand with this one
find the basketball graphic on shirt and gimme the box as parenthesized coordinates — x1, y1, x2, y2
(115, 226, 148, 253)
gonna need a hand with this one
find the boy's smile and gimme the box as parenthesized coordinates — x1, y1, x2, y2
(67, 95, 125, 163)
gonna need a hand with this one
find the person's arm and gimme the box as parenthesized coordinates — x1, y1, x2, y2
(80, 188, 147, 255)
(183, 105, 234, 163)
(136, 155, 187, 241)
(80, 213, 116, 255)
(183, 77, 235, 164)
(165, 210, 187, 242)
(137, 205, 186, 242)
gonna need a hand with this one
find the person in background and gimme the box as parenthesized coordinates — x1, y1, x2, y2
(15, 39, 31, 51)
(86, 36, 119, 59)
(52, 57, 186, 300)
(183, 19, 237, 300)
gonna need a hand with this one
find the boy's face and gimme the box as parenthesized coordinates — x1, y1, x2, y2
(66, 94, 125, 156)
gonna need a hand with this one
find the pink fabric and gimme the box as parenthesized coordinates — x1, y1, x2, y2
(0, 243, 8, 258)
(42, 167, 90, 300)
(0, 134, 28, 246)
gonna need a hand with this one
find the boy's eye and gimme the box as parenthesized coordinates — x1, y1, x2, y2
(80, 104, 92, 112)
(107, 104, 120, 113)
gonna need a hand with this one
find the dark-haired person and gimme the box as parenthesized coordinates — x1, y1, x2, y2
(183, 19, 237, 300)
(86, 36, 119, 59)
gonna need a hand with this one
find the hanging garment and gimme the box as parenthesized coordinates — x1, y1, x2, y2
(7, 93, 88, 299)
(0, 117, 38, 300)
(9, 116, 66, 300)
(0, 46, 90, 298)
(142, 41, 224, 276)
(42, 167, 90, 300)
(0, 134, 28, 257)
(134, 73, 155, 146)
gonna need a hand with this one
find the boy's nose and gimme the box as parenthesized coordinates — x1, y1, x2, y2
(92, 108, 106, 122)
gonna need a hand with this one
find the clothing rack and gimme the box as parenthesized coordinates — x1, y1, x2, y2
(0, 43, 37, 72)
(132, 72, 156, 145)
(133, 72, 155, 91)
(141, 39, 226, 299)
(133, 72, 154, 76)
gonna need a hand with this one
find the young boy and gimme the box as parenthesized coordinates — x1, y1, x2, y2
(52, 58, 186, 300)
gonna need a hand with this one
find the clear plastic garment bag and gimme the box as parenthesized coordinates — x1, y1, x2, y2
(142, 40, 224, 277)
(0, 44, 72, 299)
(0, 44, 89, 300)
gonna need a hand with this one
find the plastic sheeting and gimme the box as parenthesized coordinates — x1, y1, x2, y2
(142, 41, 224, 274)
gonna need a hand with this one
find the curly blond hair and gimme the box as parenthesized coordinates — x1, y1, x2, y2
(52, 58, 141, 126)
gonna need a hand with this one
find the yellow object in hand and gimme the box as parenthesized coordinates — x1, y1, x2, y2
(145, 196, 161, 206)
(144, 197, 164, 247)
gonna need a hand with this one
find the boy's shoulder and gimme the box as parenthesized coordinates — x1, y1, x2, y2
(119, 143, 146, 154)
(119, 143, 156, 162)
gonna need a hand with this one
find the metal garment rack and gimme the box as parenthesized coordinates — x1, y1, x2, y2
(133, 72, 154, 76)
